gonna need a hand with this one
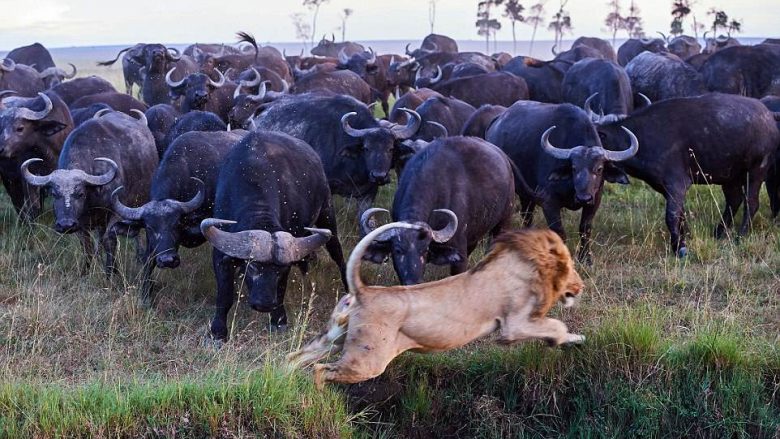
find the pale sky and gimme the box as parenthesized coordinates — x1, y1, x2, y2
(0, 0, 777, 50)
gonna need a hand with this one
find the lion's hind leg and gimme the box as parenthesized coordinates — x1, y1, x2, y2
(287, 295, 354, 368)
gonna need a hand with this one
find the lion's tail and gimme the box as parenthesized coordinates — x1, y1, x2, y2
(286, 294, 355, 369)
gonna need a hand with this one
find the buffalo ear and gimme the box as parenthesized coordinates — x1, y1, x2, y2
(604, 163, 630, 185)
(362, 241, 391, 264)
(35, 120, 68, 137)
(547, 166, 572, 181)
(428, 246, 464, 265)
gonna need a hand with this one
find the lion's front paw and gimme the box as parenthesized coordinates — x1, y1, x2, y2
(564, 333, 586, 345)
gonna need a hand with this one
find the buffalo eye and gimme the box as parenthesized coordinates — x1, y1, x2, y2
(596, 165, 604, 174)
(15, 126, 24, 133)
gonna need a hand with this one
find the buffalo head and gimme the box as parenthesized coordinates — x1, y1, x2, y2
(0, 92, 66, 159)
(166, 68, 225, 112)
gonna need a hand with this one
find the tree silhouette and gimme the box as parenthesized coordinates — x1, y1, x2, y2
(503, 0, 525, 54)
(670, 0, 693, 36)
(290, 13, 312, 50)
(476, 0, 504, 54)
(548, 0, 572, 49)
(605, 0, 625, 46)
(525, 2, 546, 56)
(727, 18, 742, 36)
(623, 0, 644, 38)
(708, 8, 729, 35)
(340, 8, 353, 42)
(303, 0, 330, 46)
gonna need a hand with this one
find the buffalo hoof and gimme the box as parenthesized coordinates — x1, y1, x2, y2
(676, 247, 688, 258)
(270, 324, 288, 333)
(203, 335, 225, 350)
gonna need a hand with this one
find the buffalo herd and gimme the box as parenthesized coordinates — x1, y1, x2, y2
(1, 31, 779, 339)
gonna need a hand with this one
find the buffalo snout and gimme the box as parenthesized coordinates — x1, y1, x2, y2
(156, 252, 181, 269)
(54, 218, 79, 234)
(369, 170, 390, 184)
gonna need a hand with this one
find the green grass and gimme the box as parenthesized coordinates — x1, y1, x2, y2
(0, 53, 777, 437)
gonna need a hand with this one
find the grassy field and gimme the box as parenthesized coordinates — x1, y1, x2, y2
(0, 56, 778, 437)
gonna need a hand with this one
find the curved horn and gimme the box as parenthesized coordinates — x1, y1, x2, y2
(540, 126, 573, 160)
(166, 47, 181, 61)
(37, 67, 61, 79)
(405, 43, 412, 56)
(391, 108, 422, 140)
(165, 67, 186, 88)
(340, 112, 374, 138)
(82, 158, 117, 186)
(640, 38, 653, 44)
(16, 93, 53, 121)
(130, 109, 147, 126)
(584, 92, 600, 122)
(200, 218, 274, 261)
(338, 47, 350, 65)
(171, 177, 204, 213)
(92, 108, 112, 119)
(0, 58, 16, 72)
(429, 41, 439, 52)
(20, 158, 52, 186)
(111, 186, 145, 221)
(64, 63, 77, 79)
(207, 69, 226, 88)
(331, 33, 336, 43)
(638, 92, 652, 107)
(429, 65, 443, 84)
(603, 126, 639, 162)
(551, 44, 559, 56)
(429, 209, 458, 243)
(275, 228, 332, 264)
(359, 207, 390, 236)
(426, 121, 448, 138)
(366, 47, 376, 65)
(657, 31, 670, 42)
(247, 81, 269, 102)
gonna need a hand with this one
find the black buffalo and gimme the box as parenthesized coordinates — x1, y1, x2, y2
(112, 130, 244, 305)
(144, 104, 180, 157)
(416, 71, 529, 108)
(626, 52, 706, 102)
(6, 43, 77, 88)
(23, 110, 158, 273)
(360, 136, 515, 285)
(596, 93, 780, 257)
(405, 34, 459, 59)
(502, 56, 569, 103)
(310, 34, 364, 58)
(486, 101, 638, 261)
(97, 44, 145, 95)
(562, 58, 634, 119)
(759, 96, 780, 218)
(0, 92, 73, 220)
(291, 69, 373, 104)
(254, 94, 420, 210)
(571, 37, 617, 62)
(461, 104, 506, 138)
(388, 88, 443, 123)
(50, 76, 117, 106)
(617, 38, 667, 66)
(202, 130, 347, 338)
(0, 59, 45, 97)
(699, 45, 780, 98)
(413, 96, 476, 141)
(161, 110, 226, 155)
(165, 68, 235, 122)
(70, 92, 148, 115)
(667, 35, 701, 60)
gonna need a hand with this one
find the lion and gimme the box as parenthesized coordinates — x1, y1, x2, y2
(287, 223, 586, 389)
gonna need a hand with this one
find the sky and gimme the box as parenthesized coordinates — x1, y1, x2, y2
(0, 0, 777, 50)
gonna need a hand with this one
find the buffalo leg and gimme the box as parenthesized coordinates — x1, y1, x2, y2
(269, 268, 290, 331)
(542, 203, 566, 241)
(715, 184, 743, 239)
(77, 230, 96, 273)
(739, 171, 765, 236)
(766, 161, 780, 218)
(356, 190, 378, 221)
(664, 187, 689, 257)
(101, 221, 122, 276)
(577, 195, 602, 264)
(211, 251, 236, 341)
(139, 256, 157, 308)
(316, 203, 347, 290)
(0, 171, 34, 222)
(20, 183, 43, 222)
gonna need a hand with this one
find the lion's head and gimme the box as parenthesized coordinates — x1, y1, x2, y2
(482, 229, 584, 318)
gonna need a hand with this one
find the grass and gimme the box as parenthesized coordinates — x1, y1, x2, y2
(0, 54, 777, 437)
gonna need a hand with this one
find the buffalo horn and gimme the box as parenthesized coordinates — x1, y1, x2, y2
(603, 126, 639, 162)
(165, 67, 186, 88)
(540, 126, 573, 160)
(429, 65, 443, 84)
(200, 218, 274, 261)
(0, 58, 16, 72)
(428, 209, 458, 243)
(17, 93, 53, 121)
(64, 63, 77, 78)
(172, 177, 205, 213)
(82, 158, 118, 186)
(390, 108, 422, 140)
(166, 47, 181, 61)
(111, 186, 144, 221)
(405, 43, 412, 56)
(274, 228, 332, 265)
(427, 121, 448, 138)
(366, 47, 376, 65)
(340, 112, 374, 138)
(130, 109, 147, 126)
(21, 158, 52, 186)
(338, 47, 350, 65)
(92, 108, 112, 119)
(638, 93, 652, 107)
(583, 92, 600, 122)
(207, 69, 226, 88)
(359, 207, 390, 236)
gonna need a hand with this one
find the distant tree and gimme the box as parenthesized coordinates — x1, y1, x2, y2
(290, 13, 312, 50)
(691, 14, 705, 40)
(303, 0, 330, 46)
(340, 8, 354, 42)
(670, 0, 693, 36)
(503, 0, 525, 54)
(548, 0, 572, 49)
(429, 0, 438, 34)
(708, 8, 729, 36)
(476, 0, 504, 54)
(727, 18, 742, 36)
(604, 0, 625, 46)
(525, 2, 546, 56)
(623, 0, 644, 38)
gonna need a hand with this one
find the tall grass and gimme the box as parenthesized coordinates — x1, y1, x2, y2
(0, 54, 776, 437)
